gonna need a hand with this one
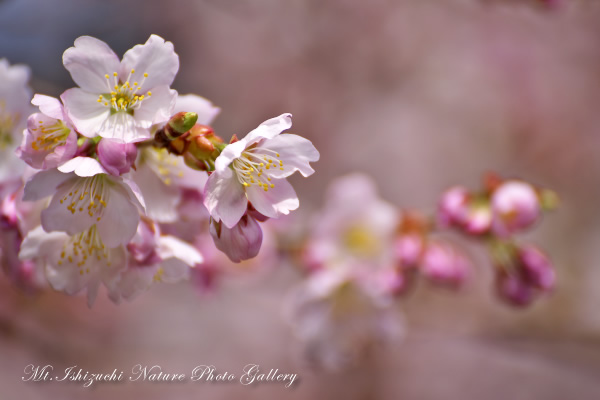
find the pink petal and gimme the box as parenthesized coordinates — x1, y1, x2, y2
(61, 88, 110, 138)
(63, 36, 121, 93)
(203, 169, 248, 228)
(32, 94, 64, 120)
(244, 113, 292, 143)
(120, 34, 179, 93)
(96, 183, 141, 247)
(58, 156, 107, 177)
(22, 169, 71, 201)
(132, 85, 177, 127)
(246, 178, 298, 219)
(258, 134, 319, 179)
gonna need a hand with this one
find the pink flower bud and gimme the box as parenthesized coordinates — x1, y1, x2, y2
(394, 234, 423, 268)
(209, 214, 263, 263)
(438, 186, 469, 228)
(421, 241, 470, 288)
(491, 181, 540, 237)
(518, 245, 555, 291)
(97, 138, 138, 176)
(495, 271, 536, 307)
(0, 191, 19, 228)
(438, 186, 491, 235)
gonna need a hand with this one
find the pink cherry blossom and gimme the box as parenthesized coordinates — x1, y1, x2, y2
(61, 35, 178, 143)
(19, 225, 126, 307)
(491, 180, 540, 237)
(16, 94, 77, 170)
(23, 157, 145, 247)
(203, 114, 319, 228)
(421, 241, 471, 289)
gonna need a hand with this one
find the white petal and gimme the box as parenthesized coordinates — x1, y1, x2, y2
(32, 94, 64, 120)
(96, 184, 141, 247)
(41, 179, 96, 235)
(58, 156, 107, 177)
(19, 226, 66, 261)
(244, 113, 292, 143)
(132, 85, 176, 127)
(61, 88, 110, 138)
(120, 34, 179, 93)
(157, 258, 190, 283)
(157, 235, 203, 266)
(22, 168, 71, 201)
(214, 140, 248, 173)
(246, 178, 299, 219)
(63, 36, 121, 93)
(259, 134, 319, 179)
(174, 94, 220, 125)
(203, 169, 248, 228)
(97, 112, 151, 143)
(130, 162, 178, 223)
(120, 177, 146, 212)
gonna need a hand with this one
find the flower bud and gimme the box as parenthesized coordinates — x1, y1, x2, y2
(518, 245, 555, 291)
(97, 138, 138, 176)
(0, 190, 19, 229)
(438, 186, 469, 228)
(209, 214, 263, 263)
(491, 181, 540, 237)
(394, 234, 423, 268)
(421, 241, 470, 288)
(495, 270, 536, 307)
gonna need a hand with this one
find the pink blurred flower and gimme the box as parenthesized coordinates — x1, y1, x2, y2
(61, 35, 178, 143)
(495, 244, 555, 307)
(438, 186, 492, 235)
(421, 241, 471, 288)
(0, 58, 34, 180)
(97, 138, 137, 176)
(285, 267, 403, 370)
(304, 173, 400, 272)
(16, 94, 77, 170)
(19, 225, 127, 306)
(491, 180, 540, 238)
(204, 113, 319, 228)
(23, 157, 145, 247)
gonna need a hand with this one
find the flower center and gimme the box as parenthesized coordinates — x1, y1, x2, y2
(0, 101, 18, 150)
(57, 225, 112, 272)
(98, 70, 152, 115)
(343, 225, 381, 257)
(231, 147, 285, 192)
(59, 175, 109, 222)
(30, 119, 70, 151)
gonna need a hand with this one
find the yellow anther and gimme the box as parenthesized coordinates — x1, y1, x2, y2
(143, 72, 148, 77)
(276, 153, 280, 157)
(105, 74, 109, 79)
(147, 91, 152, 96)
(131, 69, 135, 74)
(270, 184, 275, 188)
(113, 72, 118, 77)
(243, 182, 249, 187)
(267, 177, 271, 181)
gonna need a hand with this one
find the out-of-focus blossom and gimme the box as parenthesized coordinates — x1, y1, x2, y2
(285, 268, 402, 370)
(19, 225, 127, 306)
(421, 240, 471, 289)
(494, 243, 555, 307)
(61, 35, 178, 143)
(97, 138, 137, 176)
(304, 173, 399, 271)
(0, 59, 34, 180)
(23, 157, 144, 247)
(16, 95, 77, 170)
(204, 113, 319, 228)
(108, 219, 202, 303)
(490, 180, 540, 238)
(438, 186, 492, 235)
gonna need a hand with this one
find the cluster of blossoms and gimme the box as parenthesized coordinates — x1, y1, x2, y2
(0, 34, 559, 372)
(438, 174, 558, 306)
(282, 173, 558, 369)
(0, 35, 319, 305)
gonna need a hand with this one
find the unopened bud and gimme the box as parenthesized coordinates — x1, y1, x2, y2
(168, 112, 198, 137)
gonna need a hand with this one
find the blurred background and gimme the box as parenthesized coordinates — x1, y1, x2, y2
(1, 0, 600, 398)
